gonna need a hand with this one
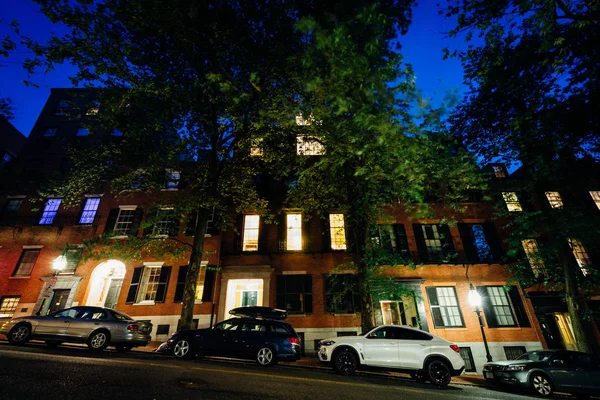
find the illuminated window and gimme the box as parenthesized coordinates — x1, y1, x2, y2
(522, 239, 547, 278)
(568, 239, 591, 276)
(250, 139, 263, 157)
(286, 213, 302, 250)
(86, 100, 100, 115)
(194, 263, 209, 301)
(492, 165, 507, 178)
(165, 169, 180, 189)
(76, 127, 89, 137)
(43, 127, 58, 137)
(296, 135, 325, 155)
(329, 214, 347, 250)
(79, 197, 100, 224)
(242, 215, 260, 251)
(39, 198, 62, 225)
(545, 192, 563, 208)
(138, 266, 162, 302)
(590, 191, 600, 210)
(0, 296, 20, 318)
(502, 192, 522, 212)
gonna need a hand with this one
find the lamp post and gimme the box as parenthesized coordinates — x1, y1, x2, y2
(468, 283, 493, 362)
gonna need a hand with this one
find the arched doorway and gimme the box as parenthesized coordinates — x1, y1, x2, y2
(85, 260, 126, 309)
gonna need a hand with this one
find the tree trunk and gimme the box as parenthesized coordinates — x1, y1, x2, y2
(563, 256, 596, 354)
(177, 207, 212, 331)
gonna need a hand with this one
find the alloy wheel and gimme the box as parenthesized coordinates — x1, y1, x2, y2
(174, 340, 190, 358)
(90, 332, 107, 348)
(427, 361, 451, 386)
(335, 351, 357, 375)
(11, 326, 30, 343)
(532, 375, 552, 396)
(257, 347, 274, 366)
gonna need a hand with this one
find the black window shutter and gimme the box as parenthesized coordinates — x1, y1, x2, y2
(201, 267, 216, 302)
(129, 208, 144, 236)
(304, 275, 313, 313)
(426, 287, 439, 306)
(302, 215, 311, 251)
(381, 225, 394, 251)
(458, 223, 478, 263)
(393, 224, 410, 257)
(323, 275, 333, 313)
(155, 266, 171, 303)
(508, 286, 531, 327)
(483, 222, 505, 262)
(126, 267, 143, 303)
(234, 214, 244, 252)
(104, 208, 119, 234)
(174, 265, 188, 302)
(439, 224, 456, 262)
(278, 212, 287, 251)
(258, 216, 269, 253)
(276, 275, 286, 310)
(412, 224, 428, 262)
(143, 207, 157, 236)
(185, 212, 198, 236)
(477, 286, 498, 328)
(322, 217, 331, 251)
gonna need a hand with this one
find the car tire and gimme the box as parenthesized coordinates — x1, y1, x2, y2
(115, 345, 132, 353)
(256, 346, 276, 367)
(333, 348, 358, 376)
(45, 340, 63, 347)
(530, 373, 553, 397)
(173, 339, 192, 359)
(410, 372, 427, 383)
(7, 323, 31, 345)
(87, 330, 110, 351)
(425, 359, 452, 387)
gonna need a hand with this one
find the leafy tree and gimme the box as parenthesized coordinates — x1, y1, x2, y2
(1, 19, 16, 120)
(442, 0, 600, 353)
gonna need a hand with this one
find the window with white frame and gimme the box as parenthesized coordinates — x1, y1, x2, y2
(426, 287, 464, 328)
(502, 192, 522, 211)
(0, 296, 20, 318)
(12, 249, 40, 277)
(296, 135, 325, 155)
(329, 214, 347, 250)
(79, 197, 100, 224)
(152, 208, 176, 236)
(114, 207, 137, 235)
(485, 286, 517, 326)
(522, 239, 547, 278)
(76, 127, 89, 137)
(286, 213, 302, 250)
(422, 224, 443, 261)
(194, 262, 209, 301)
(137, 266, 162, 302)
(43, 127, 58, 137)
(492, 165, 507, 178)
(545, 191, 563, 208)
(242, 215, 260, 251)
(590, 191, 600, 210)
(568, 238, 591, 276)
(165, 169, 180, 189)
(39, 198, 62, 225)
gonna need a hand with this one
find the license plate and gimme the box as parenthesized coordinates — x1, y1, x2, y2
(485, 372, 494, 379)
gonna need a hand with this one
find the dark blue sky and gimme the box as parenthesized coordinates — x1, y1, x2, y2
(0, 0, 466, 137)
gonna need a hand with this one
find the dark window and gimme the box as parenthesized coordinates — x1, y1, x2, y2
(426, 287, 464, 328)
(324, 274, 359, 314)
(459, 347, 476, 372)
(43, 127, 58, 137)
(367, 326, 431, 340)
(413, 224, 456, 263)
(269, 323, 291, 334)
(3, 199, 23, 215)
(504, 346, 527, 360)
(241, 321, 267, 332)
(156, 325, 170, 335)
(214, 320, 241, 331)
(458, 223, 504, 263)
(13, 249, 40, 277)
(276, 275, 313, 314)
(371, 224, 410, 257)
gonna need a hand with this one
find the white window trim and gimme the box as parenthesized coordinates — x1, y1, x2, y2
(23, 245, 43, 249)
(133, 262, 165, 305)
(194, 261, 210, 304)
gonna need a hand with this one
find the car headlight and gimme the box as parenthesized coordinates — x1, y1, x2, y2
(319, 340, 336, 347)
(503, 364, 527, 372)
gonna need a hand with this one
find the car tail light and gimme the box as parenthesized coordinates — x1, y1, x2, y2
(450, 344, 460, 353)
(127, 324, 139, 332)
(287, 337, 300, 345)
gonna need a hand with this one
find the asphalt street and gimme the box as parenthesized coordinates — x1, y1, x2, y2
(0, 342, 544, 400)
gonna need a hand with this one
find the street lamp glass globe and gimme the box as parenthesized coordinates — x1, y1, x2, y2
(52, 255, 68, 271)
(468, 287, 482, 307)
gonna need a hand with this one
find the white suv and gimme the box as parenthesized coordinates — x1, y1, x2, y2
(318, 325, 465, 386)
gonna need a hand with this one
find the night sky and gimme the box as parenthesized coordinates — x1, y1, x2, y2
(0, 0, 466, 137)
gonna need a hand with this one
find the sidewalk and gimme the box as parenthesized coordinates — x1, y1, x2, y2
(136, 340, 490, 388)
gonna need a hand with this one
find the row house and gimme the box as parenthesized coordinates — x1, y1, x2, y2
(0, 89, 547, 374)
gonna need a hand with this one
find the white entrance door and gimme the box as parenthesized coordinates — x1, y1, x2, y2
(224, 279, 264, 318)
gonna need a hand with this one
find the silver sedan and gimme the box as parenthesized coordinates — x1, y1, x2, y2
(0, 306, 152, 352)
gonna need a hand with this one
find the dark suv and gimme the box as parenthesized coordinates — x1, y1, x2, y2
(166, 307, 301, 366)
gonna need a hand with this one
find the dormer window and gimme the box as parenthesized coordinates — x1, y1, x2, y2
(296, 135, 325, 156)
(250, 138, 263, 157)
(86, 100, 100, 115)
(545, 192, 563, 209)
(492, 165, 507, 178)
(165, 169, 180, 190)
(502, 192, 522, 212)
(44, 127, 58, 137)
(76, 127, 89, 137)
(55, 100, 71, 116)
(111, 129, 123, 137)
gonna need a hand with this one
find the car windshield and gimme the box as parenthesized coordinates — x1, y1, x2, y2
(516, 351, 554, 362)
(111, 310, 135, 321)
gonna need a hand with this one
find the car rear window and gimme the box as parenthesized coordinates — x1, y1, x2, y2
(269, 323, 293, 335)
(111, 310, 135, 321)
